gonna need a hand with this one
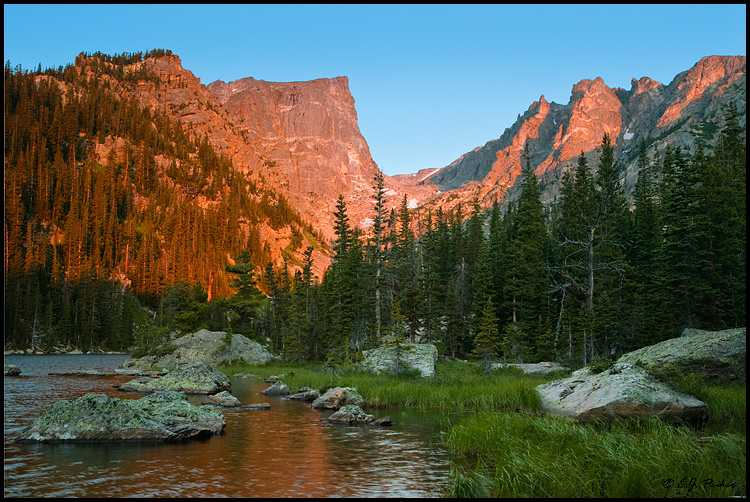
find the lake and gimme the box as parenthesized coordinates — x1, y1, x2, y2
(4, 354, 456, 497)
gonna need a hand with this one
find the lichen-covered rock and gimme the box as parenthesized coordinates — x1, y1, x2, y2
(4, 364, 21, 376)
(490, 362, 568, 374)
(122, 330, 274, 371)
(259, 381, 291, 397)
(311, 387, 365, 410)
(325, 405, 374, 424)
(361, 343, 438, 378)
(204, 391, 241, 407)
(618, 327, 746, 381)
(15, 391, 225, 442)
(535, 363, 708, 422)
(118, 361, 231, 395)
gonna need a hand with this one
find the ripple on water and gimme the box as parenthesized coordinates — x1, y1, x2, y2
(5, 355, 455, 497)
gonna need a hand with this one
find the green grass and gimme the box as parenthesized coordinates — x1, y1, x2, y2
(219, 360, 746, 498)
(220, 360, 550, 412)
(445, 414, 746, 498)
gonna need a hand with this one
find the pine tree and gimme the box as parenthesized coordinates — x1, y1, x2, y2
(503, 143, 548, 360)
(472, 297, 500, 368)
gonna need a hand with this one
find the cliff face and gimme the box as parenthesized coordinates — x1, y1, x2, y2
(87, 53, 745, 261)
(206, 76, 436, 241)
(421, 55, 746, 212)
(102, 55, 435, 275)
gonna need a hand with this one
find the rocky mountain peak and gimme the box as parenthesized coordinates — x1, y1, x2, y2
(631, 76, 663, 95)
(419, 55, 745, 216)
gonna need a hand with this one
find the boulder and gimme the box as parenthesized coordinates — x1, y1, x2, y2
(373, 416, 393, 426)
(15, 391, 225, 442)
(361, 343, 438, 378)
(325, 405, 374, 424)
(203, 391, 241, 407)
(122, 330, 275, 371)
(286, 388, 321, 402)
(535, 363, 708, 422)
(5, 364, 21, 376)
(115, 368, 168, 377)
(118, 361, 231, 395)
(239, 403, 271, 410)
(491, 362, 568, 374)
(48, 370, 108, 376)
(259, 381, 291, 397)
(311, 387, 365, 410)
(618, 327, 746, 381)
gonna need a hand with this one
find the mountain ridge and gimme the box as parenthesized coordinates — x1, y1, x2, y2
(418, 55, 745, 213)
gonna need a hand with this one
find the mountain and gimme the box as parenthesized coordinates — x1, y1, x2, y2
(205, 75, 436, 242)
(418, 55, 746, 213)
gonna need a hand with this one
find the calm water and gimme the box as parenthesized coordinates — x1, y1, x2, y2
(4, 354, 455, 498)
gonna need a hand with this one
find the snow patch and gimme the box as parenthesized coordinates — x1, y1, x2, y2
(384, 189, 398, 196)
(421, 166, 444, 182)
(360, 217, 375, 228)
(408, 198, 419, 209)
(623, 128, 634, 140)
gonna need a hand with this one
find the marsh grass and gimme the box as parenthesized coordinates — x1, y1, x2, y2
(445, 413, 746, 498)
(221, 360, 546, 412)
(220, 360, 746, 498)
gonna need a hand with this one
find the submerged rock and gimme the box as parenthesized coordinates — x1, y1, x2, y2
(4, 364, 21, 376)
(361, 343, 438, 378)
(118, 361, 231, 395)
(239, 403, 271, 410)
(618, 327, 746, 381)
(48, 369, 108, 376)
(16, 391, 225, 442)
(122, 329, 275, 371)
(311, 387, 364, 410)
(536, 363, 708, 422)
(325, 405, 374, 424)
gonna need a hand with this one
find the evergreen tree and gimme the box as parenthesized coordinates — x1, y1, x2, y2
(503, 143, 548, 360)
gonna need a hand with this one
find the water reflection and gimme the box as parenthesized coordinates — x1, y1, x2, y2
(4, 355, 453, 497)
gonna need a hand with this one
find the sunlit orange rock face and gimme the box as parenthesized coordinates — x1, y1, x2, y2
(421, 55, 745, 213)
(657, 55, 746, 128)
(206, 75, 437, 245)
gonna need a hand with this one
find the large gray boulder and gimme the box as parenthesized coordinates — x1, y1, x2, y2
(122, 330, 275, 371)
(361, 343, 438, 378)
(118, 361, 231, 395)
(536, 362, 708, 422)
(618, 327, 746, 381)
(16, 391, 225, 442)
(311, 387, 365, 410)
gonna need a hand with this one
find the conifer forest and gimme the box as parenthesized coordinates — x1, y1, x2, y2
(4, 54, 746, 369)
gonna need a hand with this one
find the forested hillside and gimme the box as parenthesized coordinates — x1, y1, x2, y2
(130, 118, 745, 368)
(4, 52, 324, 352)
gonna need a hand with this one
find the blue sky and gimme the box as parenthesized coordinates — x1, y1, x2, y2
(4, 4, 746, 176)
